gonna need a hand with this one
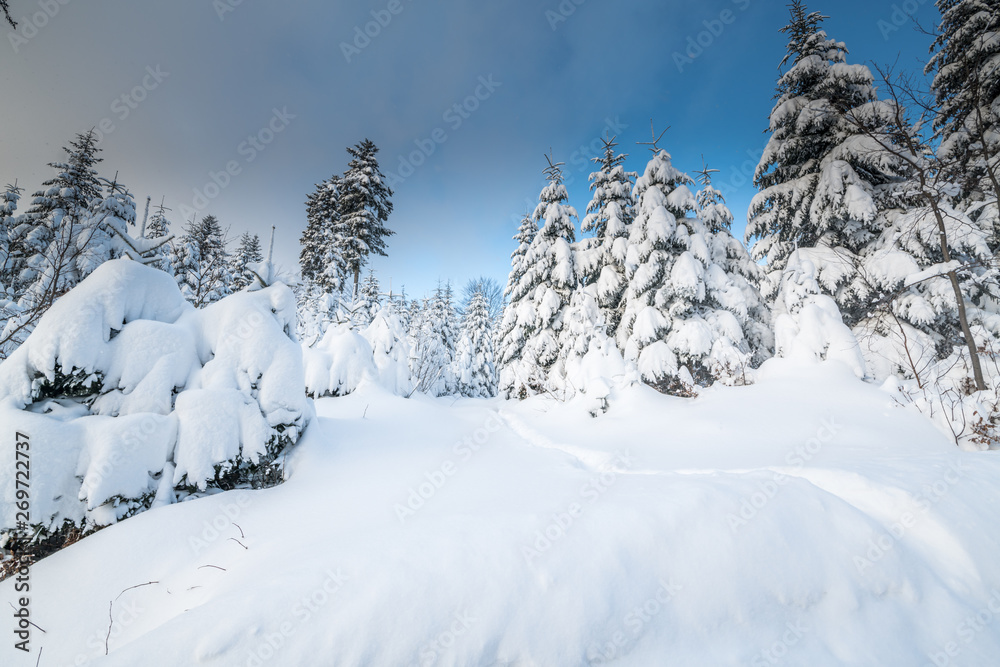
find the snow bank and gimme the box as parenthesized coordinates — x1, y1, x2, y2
(0, 259, 310, 536)
(4, 363, 1000, 666)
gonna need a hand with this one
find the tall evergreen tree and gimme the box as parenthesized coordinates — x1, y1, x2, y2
(616, 144, 695, 374)
(926, 0, 1000, 247)
(2, 132, 153, 355)
(577, 136, 636, 338)
(336, 140, 394, 296)
(747, 1, 905, 322)
(300, 175, 345, 292)
(230, 232, 264, 292)
(502, 156, 578, 398)
(170, 215, 232, 307)
(696, 165, 774, 370)
(0, 182, 21, 299)
(0, 182, 21, 357)
(619, 142, 770, 393)
(498, 213, 540, 398)
(455, 289, 498, 398)
(10, 130, 104, 303)
(410, 283, 459, 396)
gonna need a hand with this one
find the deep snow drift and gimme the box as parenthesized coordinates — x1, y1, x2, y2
(2, 360, 999, 666)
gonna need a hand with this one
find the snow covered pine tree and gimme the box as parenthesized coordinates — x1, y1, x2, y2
(503, 155, 577, 397)
(230, 232, 264, 292)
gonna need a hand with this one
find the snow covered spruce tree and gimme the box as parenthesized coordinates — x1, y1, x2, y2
(619, 133, 772, 393)
(2, 132, 164, 358)
(462, 276, 505, 325)
(616, 136, 697, 392)
(170, 214, 233, 308)
(497, 213, 539, 398)
(0, 259, 310, 557)
(500, 156, 578, 398)
(577, 136, 636, 338)
(336, 139, 394, 297)
(926, 0, 1000, 248)
(357, 269, 382, 327)
(143, 199, 174, 273)
(230, 232, 264, 292)
(0, 183, 21, 354)
(7, 130, 104, 312)
(410, 283, 459, 396)
(0, 183, 21, 288)
(300, 174, 346, 293)
(747, 2, 906, 327)
(455, 288, 497, 398)
(694, 165, 774, 370)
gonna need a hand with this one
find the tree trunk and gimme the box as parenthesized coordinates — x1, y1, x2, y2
(929, 198, 987, 391)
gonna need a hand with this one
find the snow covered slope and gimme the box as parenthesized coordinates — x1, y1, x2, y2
(3, 360, 1000, 666)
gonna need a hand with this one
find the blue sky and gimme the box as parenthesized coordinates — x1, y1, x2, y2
(0, 0, 939, 298)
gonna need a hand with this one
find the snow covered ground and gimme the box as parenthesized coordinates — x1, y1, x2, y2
(3, 360, 1000, 666)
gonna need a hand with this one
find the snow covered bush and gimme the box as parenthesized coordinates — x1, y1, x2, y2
(0, 259, 310, 547)
(364, 308, 413, 395)
(303, 307, 413, 398)
(548, 284, 633, 406)
(772, 249, 867, 377)
(303, 323, 377, 398)
(883, 358, 1000, 452)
